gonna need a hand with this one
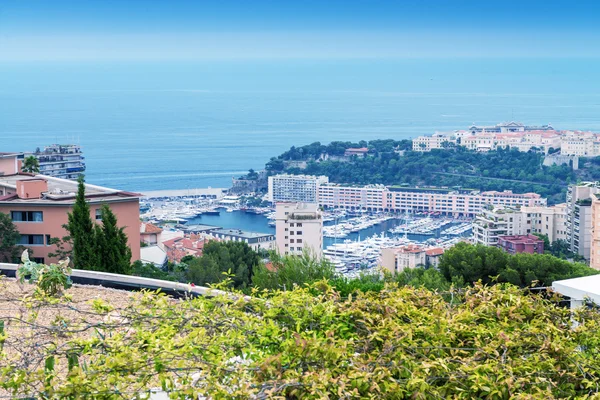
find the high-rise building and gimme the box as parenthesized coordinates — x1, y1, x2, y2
(565, 183, 600, 260)
(25, 144, 85, 180)
(275, 202, 323, 258)
(589, 194, 600, 269)
(268, 174, 329, 203)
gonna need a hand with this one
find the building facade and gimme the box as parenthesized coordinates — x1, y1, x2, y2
(473, 204, 567, 247)
(565, 183, 599, 260)
(275, 202, 323, 258)
(268, 174, 329, 203)
(208, 229, 275, 252)
(590, 194, 600, 270)
(497, 235, 545, 255)
(25, 144, 86, 180)
(0, 173, 140, 264)
(318, 184, 546, 217)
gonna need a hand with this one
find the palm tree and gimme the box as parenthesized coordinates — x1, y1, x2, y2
(21, 156, 40, 174)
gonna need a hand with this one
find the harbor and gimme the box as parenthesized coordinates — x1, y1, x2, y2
(140, 194, 472, 276)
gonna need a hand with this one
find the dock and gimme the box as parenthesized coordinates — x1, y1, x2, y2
(141, 188, 227, 199)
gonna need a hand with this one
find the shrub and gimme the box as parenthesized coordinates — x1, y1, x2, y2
(17, 250, 72, 297)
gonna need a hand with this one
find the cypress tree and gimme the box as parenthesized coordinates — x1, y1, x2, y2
(98, 204, 132, 274)
(65, 176, 98, 270)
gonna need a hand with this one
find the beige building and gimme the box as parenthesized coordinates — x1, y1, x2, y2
(275, 203, 323, 258)
(318, 184, 546, 217)
(590, 194, 600, 269)
(473, 204, 568, 247)
(412, 133, 457, 152)
(381, 245, 444, 273)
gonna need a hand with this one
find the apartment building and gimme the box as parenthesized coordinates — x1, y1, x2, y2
(412, 133, 457, 152)
(208, 229, 275, 252)
(275, 202, 323, 258)
(565, 183, 599, 260)
(380, 245, 445, 274)
(473, 204, 567, 247)
(472, 206, 529, 246)
(318, 184, 546, 217)
(590, 194, 600, 270)
(267, 174, 329, 203)
(0, 171, 140, 264)
(25, 144, 85, 180)
(497, 235, 545, 255)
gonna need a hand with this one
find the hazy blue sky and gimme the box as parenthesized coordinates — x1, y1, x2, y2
(1, 0, 600, 62)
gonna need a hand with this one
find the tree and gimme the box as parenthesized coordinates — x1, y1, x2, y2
(64, 176, 98, 270)
(21, 156, 40, 174)
(0, 212, 23, 262)
(96, 205, 132, 274)
(252, 252, 335, 291)
(185, 241, 261, 289)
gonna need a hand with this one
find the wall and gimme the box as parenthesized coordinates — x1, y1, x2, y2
(0, 157, 18, 176)
(0, 199, 140, 264)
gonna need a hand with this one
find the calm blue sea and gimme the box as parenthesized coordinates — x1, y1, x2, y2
(2, 58, 600, 191)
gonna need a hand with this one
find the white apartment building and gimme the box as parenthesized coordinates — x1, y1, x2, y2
(473, 204, 567, 247)
(565, 183, 600, 260)
(25, 144, 86, 180)
(275, 202, 323, 258)
(268, 174, 329, 203)
(412, 133, 457, 152)
(472, 206, 529, 246)
(318, 184, 386, 210)
(318, 184, 546, 217)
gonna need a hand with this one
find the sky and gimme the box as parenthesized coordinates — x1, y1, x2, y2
(1, 0, 600, 62)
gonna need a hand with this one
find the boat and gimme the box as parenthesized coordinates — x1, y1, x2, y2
(226, 208, 234, 213)
(203, 210, 220, 216)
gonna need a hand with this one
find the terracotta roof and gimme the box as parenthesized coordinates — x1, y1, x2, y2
(425, 247, 444, 256)
(140, 223, 163, 234)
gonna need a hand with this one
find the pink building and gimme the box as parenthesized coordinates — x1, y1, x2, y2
(497, 235, 544, 255)
(0, 167, 140, 264)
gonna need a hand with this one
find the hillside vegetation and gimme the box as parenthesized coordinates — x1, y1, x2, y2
(266, 141, 592, 204)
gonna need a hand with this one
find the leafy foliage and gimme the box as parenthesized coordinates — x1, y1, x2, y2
(0, 212, 23, 263)
(17, 250, 72, 296)
(439, 242, 598, 287)
(185, 241, 261, 289)
(2, 282, 600, 398)
(131, 260, 178, 281)
(252, 252, 336, 291)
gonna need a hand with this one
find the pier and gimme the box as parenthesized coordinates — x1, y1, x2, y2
(141, 188, 227, 199)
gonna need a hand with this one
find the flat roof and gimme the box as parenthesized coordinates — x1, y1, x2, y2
(211, 228, 273, 239)
(182, 224, 221, 232)
(553, 274, 600, 303)
(0, 174, 139, 205)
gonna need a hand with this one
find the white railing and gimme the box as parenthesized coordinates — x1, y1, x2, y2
(0, 263, 247, 300)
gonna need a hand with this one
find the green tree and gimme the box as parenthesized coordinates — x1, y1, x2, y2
(185, 241, 261, 289)
(96, 205, 132, 274)
(21, 156, 40, 174)
(64, 176, 98, 270)
(0, 212, 24, 262)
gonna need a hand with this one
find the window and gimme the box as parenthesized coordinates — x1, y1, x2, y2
(297, 231, 302, 235)
(95, 209, 103, 220)
(289, 223, 294, 227)
(297, 223, 303, 227)
(19, 234, 45, 246)
(11, 211, 43, 222)
(297, 239, 302, 243)
(290, 239, 295, 243)
(285, 236, 288, 239)
(32, 257, 45, 264)
(285, 228, 288, 232)
(290, 231, 294, 235)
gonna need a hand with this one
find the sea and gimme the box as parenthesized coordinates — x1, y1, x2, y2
(2, 58, 600, 191)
